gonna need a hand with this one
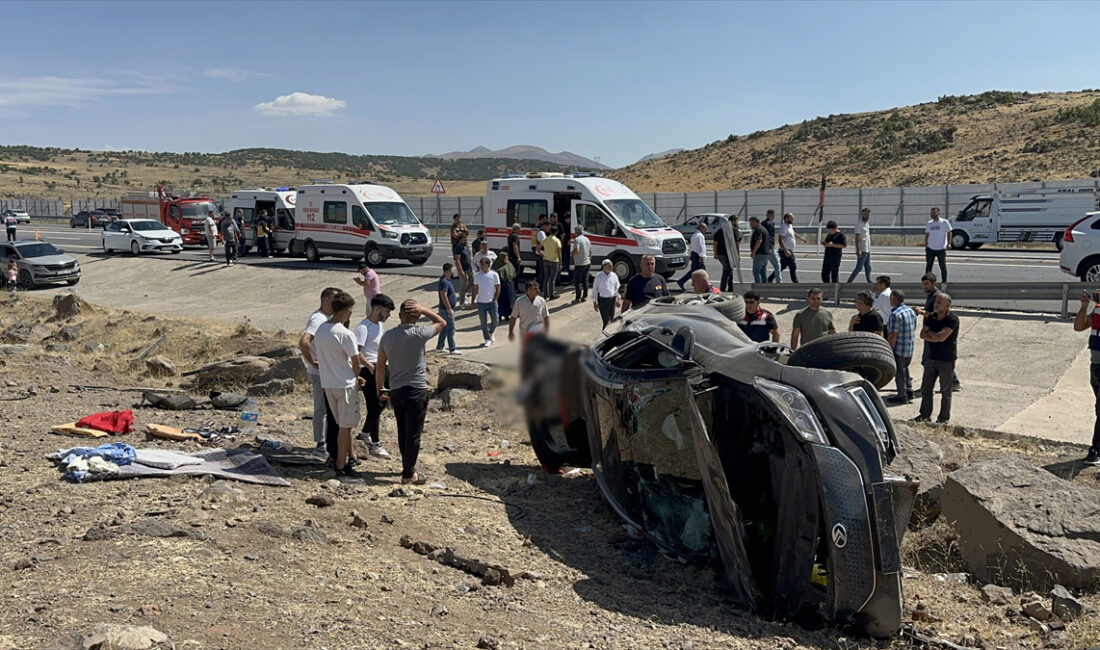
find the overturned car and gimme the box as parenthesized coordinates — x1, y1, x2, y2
(522, 293, 917, 637)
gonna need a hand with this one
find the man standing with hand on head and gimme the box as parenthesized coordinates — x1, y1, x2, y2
(377, 300, 446, 485)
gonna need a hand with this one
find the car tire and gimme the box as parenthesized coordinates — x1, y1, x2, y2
(130, 241, 140, 256)
(949, 231, 969, 250)
(1079, 256, 1100, 282)
(647, 292, 746, 322)
(304, 241, 320, 263)
(610, 253, 634, 282)
(17, 270, 33, 290)
(787, 331, 896, 389)
(364, 244, 385, 267)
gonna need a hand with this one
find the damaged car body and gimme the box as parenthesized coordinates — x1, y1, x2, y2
(522, 294, 918, 637)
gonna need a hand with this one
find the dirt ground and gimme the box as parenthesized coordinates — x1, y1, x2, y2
(0, 292, 1098, 650)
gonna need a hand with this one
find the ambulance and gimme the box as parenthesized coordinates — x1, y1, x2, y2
(225, 188, 297, 254)
(484, 173, 687, 281)
(291, 182, 431, 266)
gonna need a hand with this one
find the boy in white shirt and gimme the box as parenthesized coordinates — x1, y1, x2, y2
(473, 258, 502, 347)
(314, 290, 366, 476)
(353, 294, 395, 459)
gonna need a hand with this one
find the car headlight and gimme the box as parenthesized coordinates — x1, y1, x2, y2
(754, 378, 829, 445)
(847, 386, 891, 453)
(642, 237, 658, 247)
(382, 230, 399, 240)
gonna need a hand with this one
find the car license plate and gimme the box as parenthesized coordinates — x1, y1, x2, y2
(408, 246, 425, 254)
(669, 256, 685, 265)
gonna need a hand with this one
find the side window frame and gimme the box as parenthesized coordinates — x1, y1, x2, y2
(323, 201, 348, 225)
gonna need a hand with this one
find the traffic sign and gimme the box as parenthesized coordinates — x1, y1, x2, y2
(431, 179, 446, 194)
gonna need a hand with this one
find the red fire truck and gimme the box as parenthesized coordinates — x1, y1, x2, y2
(121, 186, 220, 246)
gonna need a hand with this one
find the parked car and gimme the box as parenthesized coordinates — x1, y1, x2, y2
(102, 219, 183, 255)
(1059, 211, 1100, 281)
(70, 210, 109, 228)
(3, 209, 31, 224)
(1, 240, 81, 288)
(99, 207, 122, 221)
(673, 213, 751, 241)
(522, 293, 914, 638)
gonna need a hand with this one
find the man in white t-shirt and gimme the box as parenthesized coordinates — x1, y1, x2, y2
(924, 207, 951, 282)
(314, 290, 366, 476)
(203, 210, 218, 261)
(353, 293, 395, 460)
(872, 275, 893, 329)
(847, 208, 873, 283)
(472, 240, 497, 268)
(473, 258, 502, 347)
(298, 287, 339, 458)
(676, 223, 708, 291)
(778, 212, 806, 283)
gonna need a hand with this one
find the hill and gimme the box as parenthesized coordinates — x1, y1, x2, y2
(0, 146, 600, 199)
(636, 148, 685, 163)
(613, 90, 1100, 192)
(430, 144, 608, 170)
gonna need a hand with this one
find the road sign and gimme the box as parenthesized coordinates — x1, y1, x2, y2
(431, 179, 446, 194)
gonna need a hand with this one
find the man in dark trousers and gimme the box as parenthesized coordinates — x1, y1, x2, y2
(508, 222, 523, 290)
(915, 292, 959, 424)
(916, 273, 961, 392)
(821, 220, 846, 283)
(1072, 289, 1100, 465)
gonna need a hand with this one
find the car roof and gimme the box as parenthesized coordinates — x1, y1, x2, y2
(10, 239, 56, 247)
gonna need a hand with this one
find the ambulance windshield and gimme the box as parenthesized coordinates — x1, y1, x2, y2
(605, 199, 665, 229)
(365, 202, 420, 226)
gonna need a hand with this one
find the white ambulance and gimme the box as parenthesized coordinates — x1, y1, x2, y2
(291, 182, 431, 266)
(484, 173, 687, 280)
(225, 187, 297, 254)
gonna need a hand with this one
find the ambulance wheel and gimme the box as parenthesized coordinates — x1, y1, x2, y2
(410, 257, 429, 266)
(610, 254, 634, 282)
(364, 244, 385, 267)
(304, 241, 320, 263)
(949, 231, 969, 250)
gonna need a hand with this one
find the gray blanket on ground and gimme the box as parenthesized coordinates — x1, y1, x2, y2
(98, 447, 290, 487)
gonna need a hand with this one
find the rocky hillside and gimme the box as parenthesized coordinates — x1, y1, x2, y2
(614, 91, 1100, 191)
(430, 145, 608, 170)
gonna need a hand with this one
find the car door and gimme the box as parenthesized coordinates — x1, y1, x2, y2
(102, 221, 118, 249)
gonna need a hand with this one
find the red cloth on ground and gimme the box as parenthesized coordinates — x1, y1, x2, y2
(75, 410, 135, 435)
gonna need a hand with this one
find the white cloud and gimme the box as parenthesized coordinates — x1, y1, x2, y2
(0, 74, 174, 114)
(202, 68, 262, 81)
(253, 92, 347, 117)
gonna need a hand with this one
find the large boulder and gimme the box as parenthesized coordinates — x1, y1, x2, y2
(248, 378, 296, 397)
(52, 293, 92, 319)
(886, 423, 946, 524)
(254, 357, 307, 385)
(942, 457, 1100, 590)
(186, 356, 273, 389)
(437, 360, 497, 392)
(144, 355, 177, 378)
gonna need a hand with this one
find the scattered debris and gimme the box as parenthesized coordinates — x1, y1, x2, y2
(400, 535, 535, 587)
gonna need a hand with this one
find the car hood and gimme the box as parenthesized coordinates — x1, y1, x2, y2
(131, 229, 180, 238)
(22, 254, 77, 265)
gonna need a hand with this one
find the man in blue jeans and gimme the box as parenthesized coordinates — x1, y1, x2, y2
(435, 264, 461, 354)
(676, 222, 708, 291)
(847, 207, 873, 283)
(749, 216, 771, 283)
(473, 257, 501, 347)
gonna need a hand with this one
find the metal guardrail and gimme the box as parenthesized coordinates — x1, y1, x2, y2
(748, 281, 1085, 318)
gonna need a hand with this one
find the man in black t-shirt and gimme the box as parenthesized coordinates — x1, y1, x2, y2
(848, 291, 884, 336)
(507, 223, 523, 290)
(621, 255, 669, 313)
(821, 220, 846, 284)
(452, 233, 473, 308)
(749, 216, 771, 283)
(916, 292, 960, 424)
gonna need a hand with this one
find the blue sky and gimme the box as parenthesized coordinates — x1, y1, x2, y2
(2, 0, 1098, 168)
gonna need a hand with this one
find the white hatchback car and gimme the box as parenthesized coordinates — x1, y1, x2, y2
(102, 219, 183, 255)
(1059, 211, 1100, 281)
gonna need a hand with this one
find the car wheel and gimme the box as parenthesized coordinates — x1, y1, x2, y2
(409, 257, 429, 266)
(304, 241, 320, 263)
(102, 240, 112, 255)
(1080, 257, 1100, 282)
(610, 253, 634, 282)
(648, 293, 746, 322)
(364, 244, 385, 267)
(130, 240, 140, 256)
(949, 231, 969, 250)
(787, 331, 896, 389)
(17, 269, 33, 290)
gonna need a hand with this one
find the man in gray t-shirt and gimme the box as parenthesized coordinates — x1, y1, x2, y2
(791, 288, 836, 350)
(377, 300, 446, 484)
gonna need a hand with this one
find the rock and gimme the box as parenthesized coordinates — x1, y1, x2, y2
(77, 623, 166, 650)
(980, 584, 1014, 605)
(1022, 599, 1052, 621)
(322, 479, 341, 490)
(0, 344, 38, 356)
(290, 526, 327, 544)
(349, 512, 369, 529)
(83, 341, 105, 353)
(887, 423, 946, 524)
(258, 345, 298, 359)
(45, 344, 70, 353)
(82, 525, 121, 542)
(305, 494, 334, 508)
(476, 637, 500, 650)
(255, 521, 285, 538)
(1, 321, 51, 344)
(437, 360, 497, 391)
(57, 323, 85, 341)
(140, 391, 198, 410)
(53, 293, 92, 319)
(247, 378, 295, 397)
(254, 357, 307, 384)
(186, 356, 274, 390)
(941, 457, 1100, 589)
(1051, 584, 1089, 621)
(201, 480, 246, 503)
(437, 388, 480, 412)
(482, 568, 503, 586)
(144, 355, 176, 378)
(429, 603, 449, 618)
(12, 557, 34, 570)
(1026, 616, 1049, 634)
(209, 391, 249, 409)
(127, 519, 189, 538)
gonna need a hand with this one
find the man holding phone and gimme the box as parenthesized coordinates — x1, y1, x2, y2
(1072, 289, 1100, 465)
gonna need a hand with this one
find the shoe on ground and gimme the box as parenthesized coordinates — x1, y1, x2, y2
(311, 444, 328, 459)
(952, 383, 962, 392)
(355, 432, 370, 441)
(449, 349, 463, 355)
(912, 415, 930, 423)
(369, 442, 391, 459)
(481, 340, 491, 348)
(907, 390, 919, 399)
(1084, 448, 1100, 466)
(884, 395, 911, 405)
(338, 465, 365, 479)
(401, 473, 427, 485)
(490, 333, 496, 342)
(935, 417, 950, 424)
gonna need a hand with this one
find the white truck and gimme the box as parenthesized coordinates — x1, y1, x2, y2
(483, 173, 687, 280)
(949, 188, 1100, 251)
(291, 182, 431, 266)
(225, 188, 297, 254)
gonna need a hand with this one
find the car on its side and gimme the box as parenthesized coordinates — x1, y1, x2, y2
(3, 209, 31, 224)
(1, 240, 81, 288)
(70, 210, 110, 228)
(522, 293, 915, 638)
(102, 219, 183, 255)
(1059, 211, 1100, 281)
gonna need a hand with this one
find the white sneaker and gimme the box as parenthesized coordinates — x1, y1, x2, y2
(481, 340, 491, 348)
(449, 349, 463, 355)
(369, 442, 392, 459)
(490, 334, 496, 342)
(310, 443, 327, 459)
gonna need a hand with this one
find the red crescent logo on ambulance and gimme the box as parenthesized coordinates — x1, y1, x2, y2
(594, 184, 614, 197)
(285, 195, 295, 205)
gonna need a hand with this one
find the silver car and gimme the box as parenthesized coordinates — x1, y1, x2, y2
(4, 209, 31, 224)
(2, 240, 81, 288)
